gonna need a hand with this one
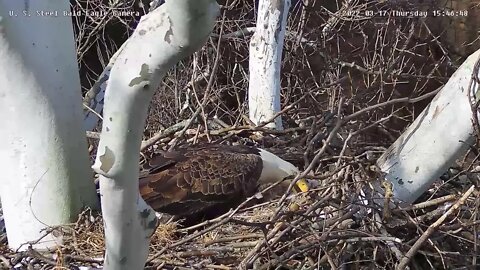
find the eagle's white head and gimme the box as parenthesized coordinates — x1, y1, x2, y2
(257, 148, 299, 184)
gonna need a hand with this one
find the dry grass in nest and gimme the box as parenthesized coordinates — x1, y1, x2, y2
(61, 208, 105, 258)
(150, 222, 179, 249)
(0, 172, 478, 269)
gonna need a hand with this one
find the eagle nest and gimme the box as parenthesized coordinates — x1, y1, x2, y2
(0, 131, 478, 269)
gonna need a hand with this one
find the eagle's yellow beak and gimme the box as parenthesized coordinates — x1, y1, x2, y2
(294, 178, 310, 193)
(289, 178, 312, 212)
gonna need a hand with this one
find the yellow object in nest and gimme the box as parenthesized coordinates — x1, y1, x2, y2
(294, 178, 310, 193)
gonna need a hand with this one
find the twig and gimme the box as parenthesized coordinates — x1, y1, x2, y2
(240, 192, 334, 267)
(270, 98, 345, 222)
(168, 11, 227, 151)
(141, 120, 191, 151)
(204, 233, 263, 246)
(393, 194, 457, 212)
(0, 254, 11, 268)
(373, 212, 405, 262)
(396, 185, 475, 270)
(342, 87, 441, 123)
(148, 176, 292, 262)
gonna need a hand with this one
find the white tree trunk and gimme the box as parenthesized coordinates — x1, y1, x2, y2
(376, 49, 480, 204)
(0, 0, 98, 250)
(91, 1, 219, 269)
(248, 0, 291, 130)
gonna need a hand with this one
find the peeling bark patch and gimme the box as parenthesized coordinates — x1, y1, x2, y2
(432, 105, 445, 120)
(52, 228, 61, 237)
(270, 0, 284, 13)
(164, 16, 173, 43)
(24, 1, 30, 12)
(99, 146, 115, 173)
(140, 209, 150, 218)
(148, 219, 157, 230)
(377, 146, 396, 165)
(139, 29, 146, 35)
(129, 64, 152, 87)
(432, 106, 440, 119)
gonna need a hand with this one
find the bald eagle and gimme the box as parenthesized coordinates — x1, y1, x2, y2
(139, 144, 305, 218)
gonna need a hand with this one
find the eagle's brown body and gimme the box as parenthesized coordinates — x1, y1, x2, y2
(139, 144, 264, 217)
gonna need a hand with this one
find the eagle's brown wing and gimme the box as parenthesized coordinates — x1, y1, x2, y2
(139, 144, 263, 216)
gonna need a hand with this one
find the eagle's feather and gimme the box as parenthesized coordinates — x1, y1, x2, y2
(139, 144, 263, 217)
